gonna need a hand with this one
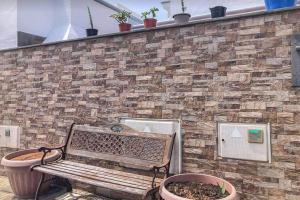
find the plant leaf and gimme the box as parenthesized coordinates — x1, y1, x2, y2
(221, 185, 226, 194)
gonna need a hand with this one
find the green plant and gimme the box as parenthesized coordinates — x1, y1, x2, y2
(110, 10, 132, 24)
(218, 182, 226, 195)
(141, 11, 149, 20)
(149, 7, 159, 18)
(87, 6, 94, 29)
(181, 0, 187, 13)
(141, 7, 159, 19)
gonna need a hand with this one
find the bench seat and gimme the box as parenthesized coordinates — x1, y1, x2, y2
(34, 160, 162, 196)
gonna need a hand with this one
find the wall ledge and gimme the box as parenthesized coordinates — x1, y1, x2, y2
(1, 5, 300, 53)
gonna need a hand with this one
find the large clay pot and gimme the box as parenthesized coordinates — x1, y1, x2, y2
(159, 173, 238, 200)
(1, 149, 60, 199)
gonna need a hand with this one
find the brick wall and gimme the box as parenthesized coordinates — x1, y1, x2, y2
(0, 8, 300, 199)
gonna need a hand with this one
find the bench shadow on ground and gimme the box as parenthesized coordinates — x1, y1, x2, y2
(0, 176, 109, 200)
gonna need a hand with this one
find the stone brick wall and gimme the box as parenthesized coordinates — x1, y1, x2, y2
(0, 7, 300, 199)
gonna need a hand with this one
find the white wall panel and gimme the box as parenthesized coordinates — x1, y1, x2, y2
(218, 123, 271, 162)
(0, 0, 17, 49)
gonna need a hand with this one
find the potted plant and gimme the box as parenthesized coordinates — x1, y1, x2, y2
(173, 0, 191, 24)
(210, 0, 227, 18)
(111, 10, 132, 32)
(142, 7, 159, 28)
(159, 173, 239, 200)
(86, 7, 98, 37)
(1, 149, 60, 199)
(264, 0, 296, 11)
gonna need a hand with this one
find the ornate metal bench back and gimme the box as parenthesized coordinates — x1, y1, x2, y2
(66, 124, 174, 169)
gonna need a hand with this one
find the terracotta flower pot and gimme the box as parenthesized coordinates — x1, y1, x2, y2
(159, 173, 239, 200)
(144, 18, 157, 28)
(1, 149, 60, 199)
(119, 23, 132, 32)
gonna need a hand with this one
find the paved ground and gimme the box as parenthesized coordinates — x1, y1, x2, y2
(0, 176, 108, 200)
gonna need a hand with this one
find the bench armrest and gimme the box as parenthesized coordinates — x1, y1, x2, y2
(38, 146, 65, 152)
(31, 146, 64, 171)
(151, 159, 171, 188)
(152, 160, 170, 171)
(38, 146, 63, 151)
(37, 146, 64, 166)
(32, 123, 76, 171)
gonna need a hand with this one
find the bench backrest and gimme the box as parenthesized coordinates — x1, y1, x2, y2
(65, 124, 175, 170)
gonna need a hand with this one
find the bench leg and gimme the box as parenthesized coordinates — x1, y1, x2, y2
(64, 178, 72, 192)
(35, 173, 45, 200)
(143, 187, 160, 200)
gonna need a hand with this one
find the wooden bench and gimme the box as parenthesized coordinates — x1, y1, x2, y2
(32, 123, 176, 200)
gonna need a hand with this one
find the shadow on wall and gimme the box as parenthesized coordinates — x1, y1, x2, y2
(17, 31, 45, 47)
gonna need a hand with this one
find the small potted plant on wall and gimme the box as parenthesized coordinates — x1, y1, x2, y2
(111, 10, 132, 32)
(173, 0, 191, 24)
(210, 0, 227, 18)
(142, 7, 159, 28)
(86, 7, 98, 36)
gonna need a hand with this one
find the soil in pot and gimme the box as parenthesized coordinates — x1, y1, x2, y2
(11, 152, 55, 161)
(166, 181, 229, 200)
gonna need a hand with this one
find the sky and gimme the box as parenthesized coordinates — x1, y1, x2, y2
(106, 0, 168, 20)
